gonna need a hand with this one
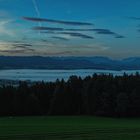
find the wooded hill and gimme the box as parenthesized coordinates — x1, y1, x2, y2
(0, 73, 140, 117)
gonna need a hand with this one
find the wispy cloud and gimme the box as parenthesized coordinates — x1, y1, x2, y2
(127, 16, 140, 20)
(32, 0, 41, 18)
(32, 26, 94, 39)
(0, 20, 15, 36)
(23, 17, 94, 26)
(40, 51, 77, 56)
(0, 50, 25, 53)
(115, 35, 125, 38)
(0, 49, 34, 54)
(93, 29, 125, 38)
(0, 41, 35, 55)
(11, 42, 34, 52)
(93, 29, 116, 34)
(33, 26, 96, 32)
(80, 44, 110, 51)
(12, 43, 33, 47)
(33, 26, 124, 39)
(33, 26, 64, 31)
(58, 32, 94, 39)
(51, 36, 69, 41)
(13, 46, 35, 52)
(41, 39, 49, 42)
(137, 29, 140, 33)
(32, 0, 43, 34)
(40, 31, 94, 39)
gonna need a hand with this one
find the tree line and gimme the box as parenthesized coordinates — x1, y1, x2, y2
(0, 73, 140, 117)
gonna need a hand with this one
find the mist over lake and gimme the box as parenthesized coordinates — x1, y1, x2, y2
(0, 69, 139, 82)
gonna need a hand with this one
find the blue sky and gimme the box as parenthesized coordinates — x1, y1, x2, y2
(0, 0, 140, 58)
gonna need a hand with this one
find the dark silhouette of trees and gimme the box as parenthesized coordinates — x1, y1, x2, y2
(1, 73, 140, 117)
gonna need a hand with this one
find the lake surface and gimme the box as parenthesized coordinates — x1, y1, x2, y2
(0, 69, 139, 82)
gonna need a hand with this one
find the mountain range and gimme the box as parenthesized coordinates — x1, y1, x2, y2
(0, 56, 140, 70)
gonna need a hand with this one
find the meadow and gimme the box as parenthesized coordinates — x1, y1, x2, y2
(0, 116, 140, 140)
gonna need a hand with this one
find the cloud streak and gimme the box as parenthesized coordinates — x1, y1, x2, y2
(32, 0, 42, 27)
(32, 26, 124, 38)
(93, 29, 125, 38)
(40, 31, 94, 39)
(13, 46, 35, 52)
(32, 0, 40, 17)
(115, 35, 125, 38)
(52, 36, 69, 41)
(32, 26, 94, 39)
(23, 17, 94, 26)
(0, 49, 34, 54)
(128, 16, 140, 20)
(41, 51, 78, 56)
(58, 32, 94, 39)
(12, 43, 33, 47)
(33, 26, 64, 31)
(0, 42, 35, 54)
(11, 42, 35, 53)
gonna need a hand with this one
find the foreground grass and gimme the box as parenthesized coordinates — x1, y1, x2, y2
(0, 116, 140, 140)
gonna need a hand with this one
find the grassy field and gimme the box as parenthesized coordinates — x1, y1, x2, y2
(0, 116, 140, 140)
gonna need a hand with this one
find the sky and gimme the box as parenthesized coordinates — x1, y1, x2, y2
(0, 0, 140, 58)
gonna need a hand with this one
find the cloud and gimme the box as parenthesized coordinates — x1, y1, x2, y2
(65, 29, 95, 31)
(128, 16, 140, 20)
(95, 30, 116, 35)
(0, 50, 26, 53)
(92, 29, 125, 38)
(33, 26, 124, 39)
(92, 29, 118, 36)
(41, 39, 49, 42)
(0, 48, 35, 54)
(33, 26, 96, 32)
(11, 42, 35, 52)
(0, 20, 15, 36)
(12, 45, 34, 51)
(80, 44, 110, 51)
(12, 43, 32, 47)
(33, 26, 64, 31)
(40, 51, 77, 56)
(33, 26, 114, 33)
(0, 41, 12, 50)
(40, 31, 56, 34)
(59, 32, 94, 39)
(92, 29, 111, 32)
(0, 41, 35, 55)
(51, 36, 70, 41)
(115, 35, 125, 38)
(12, 41, 23, 43)
(32, 26, 94, 39)
(14, 46, 35, 52)
(32, 0, 40, 17)
(23, 17, 94, 26)
(32, 0, 42, 28)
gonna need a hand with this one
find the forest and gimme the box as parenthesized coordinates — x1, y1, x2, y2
(0, 73, 140, 117)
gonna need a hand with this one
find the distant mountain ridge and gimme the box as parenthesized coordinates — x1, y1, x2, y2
(0, 56, 140, 70)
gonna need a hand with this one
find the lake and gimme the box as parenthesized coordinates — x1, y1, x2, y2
(0, 69, 139, 82)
